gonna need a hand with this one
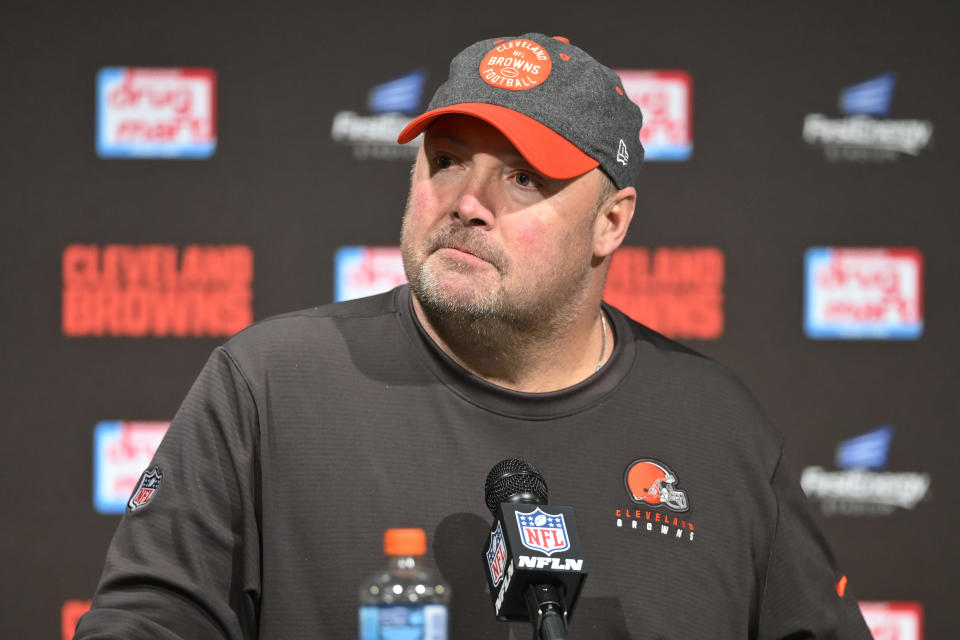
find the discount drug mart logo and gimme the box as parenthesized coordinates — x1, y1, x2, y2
(62, 244, 253, 338)
(859, 601, 924, 640)
(804, 247, 922, 340)
(93, 421, 170, 514)
(334, 246, 407, 302)
(616, 70, 692, 161)
(97, 67, 217, 158)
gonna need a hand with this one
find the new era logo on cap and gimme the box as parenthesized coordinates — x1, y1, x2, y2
(617, 139, 629, 165)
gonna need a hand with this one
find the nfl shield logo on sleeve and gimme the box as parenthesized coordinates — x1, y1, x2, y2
(128, 466, 163, 511)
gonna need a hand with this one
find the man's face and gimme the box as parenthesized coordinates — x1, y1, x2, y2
(400, 115, 607, 330)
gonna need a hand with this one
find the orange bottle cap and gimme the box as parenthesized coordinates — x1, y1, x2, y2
(384, 528, 427, 556)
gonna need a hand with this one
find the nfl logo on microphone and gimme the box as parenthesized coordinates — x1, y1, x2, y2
(516, 507, 570, 556)
(486, 521, 508, 587)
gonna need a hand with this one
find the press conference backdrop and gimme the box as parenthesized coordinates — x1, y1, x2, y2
(1, 2, 956, 638)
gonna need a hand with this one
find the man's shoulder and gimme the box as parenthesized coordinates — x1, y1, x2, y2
(615, 308, 704, 359)
(612, 305, 782, 446)
(221, 287, 403, 359)
(611, 304, 715, 377)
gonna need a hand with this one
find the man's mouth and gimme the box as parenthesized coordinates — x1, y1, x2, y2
(449, 245, 477, 258)
(438, 245, 490, 266)
(425, 226, 507, 274)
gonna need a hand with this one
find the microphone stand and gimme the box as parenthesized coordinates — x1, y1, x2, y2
(525, 584, 568, 640)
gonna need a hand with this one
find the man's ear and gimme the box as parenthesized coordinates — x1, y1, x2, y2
(594, 186, 636, 258)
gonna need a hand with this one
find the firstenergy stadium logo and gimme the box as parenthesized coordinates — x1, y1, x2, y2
(801, 426, 931, 517)
(802, 73, 933, 163)
(62, 244, 253, 337)
(331, 70, 427, 161)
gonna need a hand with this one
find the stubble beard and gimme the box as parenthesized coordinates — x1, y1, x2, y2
(400, 201, 595, 346)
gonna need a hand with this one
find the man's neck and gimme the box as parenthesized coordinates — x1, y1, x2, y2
(411, 295, 611, 393)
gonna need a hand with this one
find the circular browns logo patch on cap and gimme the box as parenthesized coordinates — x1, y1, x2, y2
(478, 38, 553, 91)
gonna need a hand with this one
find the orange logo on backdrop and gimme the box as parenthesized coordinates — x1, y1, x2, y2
(603, 247, 724, 340)
(478, 38, 552, 91)
(62, 600, 91, 640)
(62, 244, 253, 337)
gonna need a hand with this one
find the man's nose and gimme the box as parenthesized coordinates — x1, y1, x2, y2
(452, 170, 498, 228)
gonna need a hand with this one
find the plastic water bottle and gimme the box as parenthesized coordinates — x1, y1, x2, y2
(358, 528, 451, 640)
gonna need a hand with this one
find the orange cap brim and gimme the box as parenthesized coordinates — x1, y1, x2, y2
(397, 103, 599, 180)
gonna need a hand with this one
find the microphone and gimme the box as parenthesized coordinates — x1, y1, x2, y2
(481, 458, 588, 640)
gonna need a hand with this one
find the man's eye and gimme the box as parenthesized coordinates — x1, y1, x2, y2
(514, 172, 538, 188)
(434, 155, 453, 170)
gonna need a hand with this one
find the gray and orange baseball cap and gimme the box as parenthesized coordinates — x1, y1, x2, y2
(398, 33, 645, 189)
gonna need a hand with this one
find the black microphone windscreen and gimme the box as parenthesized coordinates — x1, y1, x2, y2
(484, 458, 548, 515)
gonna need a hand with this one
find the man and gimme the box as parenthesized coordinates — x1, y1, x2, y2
(76, 34, 872, 638)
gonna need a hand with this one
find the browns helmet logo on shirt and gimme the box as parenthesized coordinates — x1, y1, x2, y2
(624, 458, 689, 512)
(616, 458, 695, 542)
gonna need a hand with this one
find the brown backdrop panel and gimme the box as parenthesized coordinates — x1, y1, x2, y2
(1, 1, 957, 637)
